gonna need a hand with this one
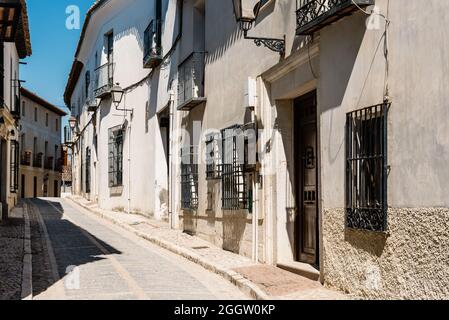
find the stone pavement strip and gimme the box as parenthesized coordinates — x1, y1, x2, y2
(67, 195, 348, 300)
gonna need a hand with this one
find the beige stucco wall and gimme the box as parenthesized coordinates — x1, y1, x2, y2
(323, 208, 449, 299)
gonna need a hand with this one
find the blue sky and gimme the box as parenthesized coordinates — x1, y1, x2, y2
(21, 0, 94, 115)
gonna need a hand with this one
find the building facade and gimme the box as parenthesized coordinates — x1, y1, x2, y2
(0, 0, 32, 221)
(18, 88, 66, 199)
(66, 0, 449, 299)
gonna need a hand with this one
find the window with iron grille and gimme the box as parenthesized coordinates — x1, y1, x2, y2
(180, 146, 198, 210)
(346, 103, 389, 232)
(108, 127, 123, 187)
(10, 141, 19, 193)
(205, 133, 222, 180)
(221, 125, 250, 210)
(85, 147, 91, 193)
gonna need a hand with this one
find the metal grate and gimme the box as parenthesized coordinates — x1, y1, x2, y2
(205, 133, 222, 180)
(108, 127, 123, 187)
(346, 103, 389, 232)
(85, 147, 91, 193)
(10, 140, 19, 193)
(221, 125, 248, 210)
(180, 145, 199, 210)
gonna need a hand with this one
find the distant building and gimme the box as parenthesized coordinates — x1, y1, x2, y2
(0, 0, 32, 221)
(19, 88, 67, 198)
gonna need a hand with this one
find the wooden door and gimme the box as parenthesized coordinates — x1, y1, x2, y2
(294, 91, 319, 267)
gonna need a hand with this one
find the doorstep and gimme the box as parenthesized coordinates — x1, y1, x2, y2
(277, 261, 320, 281)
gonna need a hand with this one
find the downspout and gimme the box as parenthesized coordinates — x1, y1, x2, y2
(127, 117, 131, 215)
(168, 90, 175, 229)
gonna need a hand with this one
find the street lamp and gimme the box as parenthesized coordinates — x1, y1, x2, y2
(232, 0, 285, 55)
(0, 0, 22, 42)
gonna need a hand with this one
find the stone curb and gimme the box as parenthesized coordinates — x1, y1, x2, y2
(21, 203, 33, 300)
(66, 197, 270, 300)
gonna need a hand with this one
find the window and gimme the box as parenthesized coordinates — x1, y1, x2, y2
(10, 141, 19, 193)
(221, 125, 249, 210)
(205, 133, 222, 180)
(85, 147, 91, 193)
(346, 103, 389, 232)
(85, 71, 90, 99)
(45, 113, 49, 127)
(143, 19, 162, 67)
(180, 145, 198, 210)
(108, 127, 123, 187)
(22, 101, 25, 117)
(34, 107, 37, 122)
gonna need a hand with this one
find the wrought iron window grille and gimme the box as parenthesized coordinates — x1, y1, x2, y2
(221, 125, 250, 211)
(345, 103, 389, 232)
(108, 127, 124, 188)
(10, 140, 19, 193)
(205, 133, 222, 180)
(180, 145, 199, 210)
(85, 147, 91, 193)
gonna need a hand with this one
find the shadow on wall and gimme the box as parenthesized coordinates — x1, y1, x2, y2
(222, 210, 248, 254)
(25, 198, 122, 298)
(344, 228, 388, 257)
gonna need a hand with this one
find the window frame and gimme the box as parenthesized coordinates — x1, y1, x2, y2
(221, 125, 251, 211)
(205, 132, 222, 180)
(108, 126, 124, 188)
(345, 103, 389, 232)
(180, 145, 199, 210)
(10, 140, 19, 193)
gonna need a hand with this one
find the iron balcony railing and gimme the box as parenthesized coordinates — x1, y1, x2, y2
(44, 156, 54, 170)
(21, 151, 31, 166)
(296, 0, 374, 35)
(33, 153, 43, 168)
(177, 52, 206, 111)
(94, 62, 114, 98)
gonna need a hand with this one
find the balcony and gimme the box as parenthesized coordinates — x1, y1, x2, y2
(177, 52, 206, 111)
(296, 0, 374, 35)
(33, 153, 43, 168)
(21, 151, 31, 166)
(94, 62, 114, 98)
(143, 20, 163, 69)
(44, 156, 54, 170)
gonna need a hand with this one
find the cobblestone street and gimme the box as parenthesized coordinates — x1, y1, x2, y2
(26, 198, 248, 300)
(0, 205, 25, 300)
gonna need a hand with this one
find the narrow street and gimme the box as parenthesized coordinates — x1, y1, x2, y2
(26, 198, 248, 300)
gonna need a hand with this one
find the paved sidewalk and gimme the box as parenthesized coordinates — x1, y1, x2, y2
(67, 196, 348, 300)
(0, 205, 25, 300)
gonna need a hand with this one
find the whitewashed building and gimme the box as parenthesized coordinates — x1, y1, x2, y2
(0, 0, 32, 221)
(67, 0, 449, 299)
(18, 88, 66, 199)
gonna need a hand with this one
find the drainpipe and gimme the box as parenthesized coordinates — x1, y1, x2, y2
(168, 89, 175, 229)
(127, 119, 131, 215)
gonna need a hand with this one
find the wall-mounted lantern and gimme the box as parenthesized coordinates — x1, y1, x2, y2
(0, 0, 22, 42)
(232, 0, 285, 55)
(111, 83, 133, 116)
(68, 116, 77, 130)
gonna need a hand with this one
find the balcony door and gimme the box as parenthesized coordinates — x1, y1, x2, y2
(294, 91, 319, 267)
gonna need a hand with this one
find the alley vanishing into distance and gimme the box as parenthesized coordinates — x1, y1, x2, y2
(25, 198, 248, 300)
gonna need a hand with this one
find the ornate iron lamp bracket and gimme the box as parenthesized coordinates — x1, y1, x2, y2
(244, 33, 285, 55)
